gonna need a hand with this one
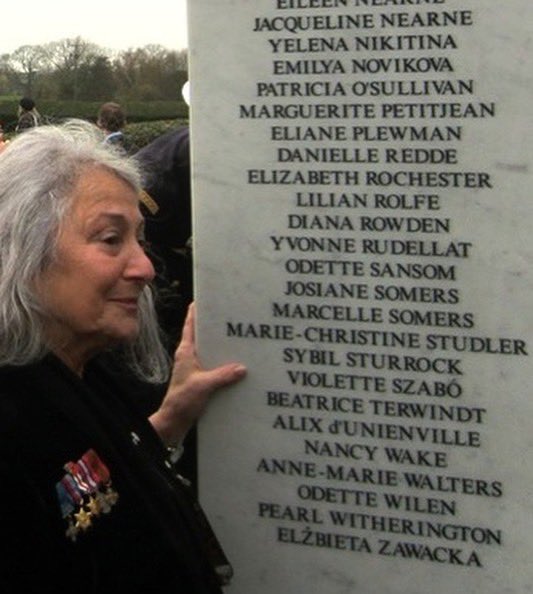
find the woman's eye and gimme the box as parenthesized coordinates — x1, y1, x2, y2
(101, 233, 122, 246)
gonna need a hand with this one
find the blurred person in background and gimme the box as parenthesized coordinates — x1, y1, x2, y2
(97, 101, 137, 154)
(136, 81, 193, 344)
(15, 97, 42, 132)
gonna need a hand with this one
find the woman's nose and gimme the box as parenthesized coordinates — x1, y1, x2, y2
(126, 241, 156, 282)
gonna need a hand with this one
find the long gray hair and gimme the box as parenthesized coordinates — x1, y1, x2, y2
(0, 119, 170, 383)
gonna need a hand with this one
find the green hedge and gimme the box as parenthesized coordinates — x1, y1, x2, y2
(126, 119, 189, 149)
(0, 100, 189, 132)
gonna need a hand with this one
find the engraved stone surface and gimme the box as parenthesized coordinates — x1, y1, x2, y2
(188, 1, 532, 592)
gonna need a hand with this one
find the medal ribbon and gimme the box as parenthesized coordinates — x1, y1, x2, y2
(55, 481, 75, 518)
(82, 449, 111, 485)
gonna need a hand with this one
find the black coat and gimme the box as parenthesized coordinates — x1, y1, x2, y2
(136, 126, 191, 254)
(136, 126, 193, 346)
(0, 355, 225, 594)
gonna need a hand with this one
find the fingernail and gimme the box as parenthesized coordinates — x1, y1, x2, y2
(234, 365, 247, 376)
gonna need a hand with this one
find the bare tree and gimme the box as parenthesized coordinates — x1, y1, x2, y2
(6, 45, 46, 97)
(113, 45, 188, 100)
(1, 39, 188, 102)
(43, 37, 106, 100)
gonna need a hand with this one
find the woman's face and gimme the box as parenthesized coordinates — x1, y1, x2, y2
(37, 166, 155, 370)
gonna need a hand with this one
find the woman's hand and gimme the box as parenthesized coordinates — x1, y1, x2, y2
(149, 303, 246, 447)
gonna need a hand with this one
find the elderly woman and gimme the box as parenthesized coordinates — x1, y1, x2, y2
(0, 120, 246, 593)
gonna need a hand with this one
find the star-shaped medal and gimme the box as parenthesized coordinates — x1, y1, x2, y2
(74, 507, 92, 531)
(87, 495, 101, 516)
(104, 487, 119, 507)
(65, 520, 79, 542)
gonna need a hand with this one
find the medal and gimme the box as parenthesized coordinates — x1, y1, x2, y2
(65, 519, 79, 542)
(56, 449, 119, 541)
(74, 507, 92, 532)
(82, 449, 120, 511)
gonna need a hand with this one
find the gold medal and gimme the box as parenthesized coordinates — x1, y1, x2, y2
(87, 495, 101, 516)
(74, 507, 92, 531)
(65, 519, 79, 542)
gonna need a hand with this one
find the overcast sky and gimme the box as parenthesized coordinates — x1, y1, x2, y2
(1, 0, 188, 54)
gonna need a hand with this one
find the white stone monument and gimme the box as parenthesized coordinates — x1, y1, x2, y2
(187, 1, 532, 592)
